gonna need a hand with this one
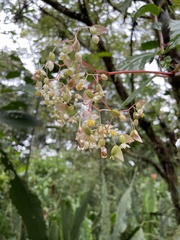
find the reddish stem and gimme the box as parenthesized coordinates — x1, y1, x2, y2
(82, 61, 173, 77)
(99, 70, 173, 77)
(101, 98, 111, 110)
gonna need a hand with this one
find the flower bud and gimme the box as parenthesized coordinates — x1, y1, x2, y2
(101, 147, 107, 158)
(96, 84, 102, 92)
(130, 130, 135, 138)
(92, 35, 99, 44)
(101, 74, 108, 80)
(137, 108, 143, 115)
(134, 119, 139, 126)
(133, 112, 139, 119)
(48, 52, 55, 62)
(32, 69, 42, 81)
(119, 134, 125, 143)
(67, 79, 75, 89)
(63, 93, 68, 102)
(75, 52, 82, 62)
(97, 125, 103, 134)
(136, 102, 142, 109)
(83, 125, 92, 136)
(111, 109, 120, 117)
(119, 114, 127, 122)
(46, 60, 54, 71)
(36, 81, 42, 88)
(67, 105, 74, 115)
(44, 77, 49, 84)
(90, 26, 97, 35)
(89, 135, 95, 143)
(98, 139, 105, 147)
(62, 46, 68, 54)
(111, 145, 119, 156)
(85, 89, 94, 99)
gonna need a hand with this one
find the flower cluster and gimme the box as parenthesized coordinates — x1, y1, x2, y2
(32, 25, 146, 161)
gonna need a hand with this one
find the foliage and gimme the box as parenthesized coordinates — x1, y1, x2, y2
(0, 0, 180, 239)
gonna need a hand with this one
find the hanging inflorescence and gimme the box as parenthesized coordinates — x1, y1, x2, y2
(32, 25, 146, 161)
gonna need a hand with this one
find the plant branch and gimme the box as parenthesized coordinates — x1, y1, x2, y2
(82, 61, 173, 77)
(40, 0, 93, 25)
(148, 0, 165, 52)
(126, 150, 166, 179)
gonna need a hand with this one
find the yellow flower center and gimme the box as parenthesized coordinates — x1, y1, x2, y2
(76, 83, 83, 91)
(103, 129, 107, 134)
(87, 119, 95, 127)
(110, 130, 116, 136)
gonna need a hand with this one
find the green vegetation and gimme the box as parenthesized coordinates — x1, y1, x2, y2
(0, 0, 180, 239)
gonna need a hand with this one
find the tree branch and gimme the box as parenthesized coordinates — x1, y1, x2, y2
(40, 0, 93, 25)
(126, 150, 166, 179)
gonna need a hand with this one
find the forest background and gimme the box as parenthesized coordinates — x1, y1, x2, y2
(0, 0, 180, 239)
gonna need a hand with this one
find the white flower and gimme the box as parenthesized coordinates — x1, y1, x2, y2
(45, 60, 54, 71)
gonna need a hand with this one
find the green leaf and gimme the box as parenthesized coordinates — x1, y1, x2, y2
(167, 20, 180, 51)
(61, 200, 73, 240)
(1, 101, 28, 111)
(171, 225, 180, 240)
(120, 78, 152, 109)
(70, 188, 93, 240)
(118, 52, 155, 70)
(141, 41, 159, 51)
(16, 84, 35, 95)
(0, 110, 40, 129)
(10, 54, 22, 63)
(130, 228, 146, 240)
(133, 4, 161, 21)
(111, 186, 132, 240)
(120, 0, 132, 14)
(6, 71, 21, 79)
(0, 150, 48, 240)
(96, 51, 112, 57)
(153, 21, 162, 31)
(143, 179, 157, 214)
(169, 20, 180, 39)
(24, 76, 34, 84)
(99, 173, 110, 240)
(49, 221, 59, 240)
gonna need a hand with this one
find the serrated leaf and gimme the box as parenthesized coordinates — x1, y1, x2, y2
(133, 4, 161, 21)
(166, 20, 180, 51)
(70, 188, 93, 240)
(118, 52, 155, 70)
(111, 187, 132, 240)
(0, 110, 40, 129)
(141, 41, 159, 50)
(0, 150, 48, 240)
(169, 20, 180, 38)
(6, 71, 21, 79)
(120, 78, 151, 109)
(16, 84, 35, 95)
